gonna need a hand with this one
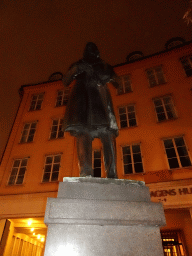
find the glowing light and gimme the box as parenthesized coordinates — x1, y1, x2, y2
(27, 219, 32, 226)
(31, 228, 34, 232)
(55, 244, 79, 256)
(37, 234, 40, 239)
(41, 237, 44, 242)
(33, 233, 35, 236)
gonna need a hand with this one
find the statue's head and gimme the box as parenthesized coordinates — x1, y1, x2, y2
(83, 42, 100, 63)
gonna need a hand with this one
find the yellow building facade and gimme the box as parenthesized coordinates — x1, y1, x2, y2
(1, 42, 192, 255)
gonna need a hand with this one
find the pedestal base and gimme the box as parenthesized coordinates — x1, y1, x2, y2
(44, 178, 166, 256)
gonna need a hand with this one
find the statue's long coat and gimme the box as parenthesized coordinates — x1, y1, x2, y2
(62, 59, 119, 138)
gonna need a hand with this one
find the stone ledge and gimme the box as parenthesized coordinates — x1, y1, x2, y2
(45, 198, 166, 227)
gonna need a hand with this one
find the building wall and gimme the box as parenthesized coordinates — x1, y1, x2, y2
(0, 43, 192, 254)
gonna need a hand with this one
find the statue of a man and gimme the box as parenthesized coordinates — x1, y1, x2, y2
(62, 42, 119, 178)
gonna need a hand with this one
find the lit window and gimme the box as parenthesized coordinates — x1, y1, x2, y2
(118, 105, 137, 128)
(117, 75, 132, 95)
(161, 230, 187, 256)
(20, 122, 37, 143)
(180, 55, 192, 77)
(122, 144, 143, 174)
(8, 158, 28, 185)
(163, 136, 191, 169)
(153, 95, 177, 122)
(55, 89, 70, 107)
(42, 155, 61, 182)
(146, 66, 166, 87)
(50, 119, 64, 139)
(29, 93, 44, 111)
(93, 150, 102, 177)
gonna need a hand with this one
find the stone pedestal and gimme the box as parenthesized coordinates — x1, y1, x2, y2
(44, 178, 166, 256)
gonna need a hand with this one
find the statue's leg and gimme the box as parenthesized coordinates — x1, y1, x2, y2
(100, 132, 118, 179)
(76, 132, 93, 177)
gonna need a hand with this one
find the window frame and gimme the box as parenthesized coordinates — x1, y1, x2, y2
(29, 93, 45, 111)
(180, 55, 192, 77)
(117, 74, 132, 95)
(92, 149, 103, 178)
(121, 143, 144, 175)
(118, 104, 137, 129)
(49, 118, 64, 140)
(42, 154, 62, 183)
(55, 88, 71, 107)
(145, 65, 166, 88)
(153, 95, 177, 122)
(20, 121, 38, 143)
(8, 157, 29, 186)
(162, 135, 192, 170)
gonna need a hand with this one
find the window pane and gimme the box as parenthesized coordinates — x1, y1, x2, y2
(8, 176, 16, 185)
(154, 99, 162, 106)
(175, 137, 185, 147)
(120, 120, 127, 128)
(13, 160, 20, 167)
(43, 173, 50, 182)
(177, 146, 188, 157)
(51, 172, 59, 181)
(120, 114, 127, 121)
(94, 159, 101, 168)
(16, 176, 24, 184)
(156, 106, 164, 113)
(168, 158, 179, 169)
(53, 164, 60, 172)
(134, 163, 143, 173)
(132, 145, 141, 153)
(164, 139, 174, 149)
(19, 167, 26, 175)
(122, 146, 130, 155)
(44, 165, 52, 172)
(35, 104, 41, 110)
(94, 168, 101, 177)
(58, 131, 64, 138)
(180, 156, 191, 167)
(94, 151, 101, 158)
(54, 155, 61, 163)
(46, 157, 53, 164)
(50, 132, 57, 139)
(27, 135, 34, 142)
(129, 119, 137, 127)
(21, 159, 28, 166)
(128, 112, 135, 119)
(157, 113, 166, 121)
(133, 153, 142, 163)
(11, 168, 18, 176)
(166, 148, 177, 158)
(124, 164, 133, 174)
(123, 155, 132, 164)
(119, 107, 126, 114)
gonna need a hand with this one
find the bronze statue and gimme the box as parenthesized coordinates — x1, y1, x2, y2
(62, 42, 119, 178)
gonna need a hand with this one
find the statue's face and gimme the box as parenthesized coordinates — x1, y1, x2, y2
(83, 42, 100, 63)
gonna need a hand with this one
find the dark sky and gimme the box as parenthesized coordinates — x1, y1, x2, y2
(0, 0, 192, 158)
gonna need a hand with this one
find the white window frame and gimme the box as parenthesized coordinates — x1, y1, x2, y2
(122, 143, 144, 175)
(163, 136, 192, 169)
(49, 118, 64, 140)
(8, 158, 29, 185)
(117, 75, 132, 95)
(118, 104, 137, 129)
(55, 88, 70, 107)
(146, 65, 166, 87)
(153, 95, 177, 122)
(42, 154, 61, 183)
(29, 93, 44, 111)
(20, 121, 37, 143)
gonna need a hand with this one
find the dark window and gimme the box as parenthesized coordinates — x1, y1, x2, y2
(42, 155, 61, 182)
(20, 122, 37, 143)
(122, 144, 143, 174)
(8, 158, 28, 185)
(50, 119, 64, 139)
(180, 56, 192, 77)
(153, 96, 177, 122)
(29, 93, 44, 111)
(119, 105, 137, 128)
(146, 66, 166, 87)
(117, 75, 132, 95)
(56, 88, 71, 107)
(163, 136, 191, 169)
(93, 150, 101, 177)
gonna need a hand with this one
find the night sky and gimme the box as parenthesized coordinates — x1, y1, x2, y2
(0, 0, 192, 158)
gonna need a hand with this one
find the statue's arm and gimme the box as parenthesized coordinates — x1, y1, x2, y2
(62, 64, 79, 87)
